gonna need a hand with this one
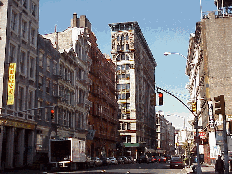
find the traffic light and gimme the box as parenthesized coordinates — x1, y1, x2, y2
(51, 109, 55, 119)
(150, 93, 156, 106)
(158, 93, 163, 105)
(214, 95, 225, 115)
(192, 102, 196, 112)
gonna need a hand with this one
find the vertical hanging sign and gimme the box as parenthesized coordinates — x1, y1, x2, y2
(7, 63, 16, 105)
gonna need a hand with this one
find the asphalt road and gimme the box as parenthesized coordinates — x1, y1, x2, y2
(2, 161, 188, 174)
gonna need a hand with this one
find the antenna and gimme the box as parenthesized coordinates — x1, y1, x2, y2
(200, 0, 202, 19)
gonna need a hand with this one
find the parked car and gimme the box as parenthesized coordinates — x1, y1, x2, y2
(158, 156, 167, 163)
(100, 157, 109, 166)
(106, 157, 111, 165)
(92, 157, 102, 167)
(154, 156, 159, 162)
(170, 156, 185, 169)
(109, 157, 118, 165)
(123, 156, 129, 164)
(127, 156, 134, 164)
(117, 157, 124, 164)
(87, 157, 95, 167)
(138, 155, 149, 163)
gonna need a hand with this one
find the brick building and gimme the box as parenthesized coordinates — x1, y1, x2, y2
(186, 1, 232, 163)
(109, 22, 157, 159)
(87, 24, 118, 158)
(0, 0, 39, 170)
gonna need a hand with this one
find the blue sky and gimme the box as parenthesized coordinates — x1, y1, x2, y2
(39, 0, 216, 129)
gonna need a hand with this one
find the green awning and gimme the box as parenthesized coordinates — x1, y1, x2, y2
(124, 143, 140, 147)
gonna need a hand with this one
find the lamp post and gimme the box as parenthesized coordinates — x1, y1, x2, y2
(164, 51, 201, 174)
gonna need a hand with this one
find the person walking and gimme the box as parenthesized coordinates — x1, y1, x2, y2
(215, 155, 225, 174)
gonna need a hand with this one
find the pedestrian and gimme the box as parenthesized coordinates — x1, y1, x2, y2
(215, 155, 224, 174)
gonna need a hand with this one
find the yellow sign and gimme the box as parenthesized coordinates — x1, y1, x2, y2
(7, 63, 16, 105)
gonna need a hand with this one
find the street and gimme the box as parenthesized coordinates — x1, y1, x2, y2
(45, 162, 187, 174)
(2, 162, 187, 174)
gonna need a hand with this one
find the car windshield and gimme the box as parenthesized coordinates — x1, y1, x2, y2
(171, 157, 182, 161)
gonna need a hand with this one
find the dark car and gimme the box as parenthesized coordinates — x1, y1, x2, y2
(138, 155, 149, 163)
(117, 157, 124, 164)
(127, 156, 134, 164)
(170, 156, 185, 169)
(100, 157, 108, 166)
(158, 156, 167, 163)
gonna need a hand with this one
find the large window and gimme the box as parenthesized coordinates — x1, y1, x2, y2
(18, 86, 24, 117)
(31, 1, 37, 17)
(39, 52, 43, 67)
(9, 44, 16, 63)
(20, 51, 26, 74)
(22, 20, 27, 39)
(30, 27, 36, 45)
(11, 11, 18, 31)
(29, 56, 35, 79)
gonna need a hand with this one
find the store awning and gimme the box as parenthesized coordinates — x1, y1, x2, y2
(124, 143, 140, 147)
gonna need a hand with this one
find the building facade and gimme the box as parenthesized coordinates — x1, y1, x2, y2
(109, 22, 157, 159)
(186, 2, 232, 163)
(0, 0, 39, 170)
(43, 14, 118, 158)
(87, 26, 118, 158)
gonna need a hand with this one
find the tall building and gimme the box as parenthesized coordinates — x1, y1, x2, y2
(186, 1, 232, 163)
(109, 22, 157, 159)
(43, 14, 118, 158)
(86, 22, 118, 158)
(0, 0, 39, 170)
(35, 35, 60, 164)
(42, 14, 92, 156)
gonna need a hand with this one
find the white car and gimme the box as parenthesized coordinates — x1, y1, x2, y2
(109, 157, 118, 165)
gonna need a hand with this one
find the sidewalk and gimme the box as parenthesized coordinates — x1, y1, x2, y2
(184, 163, 232, 174)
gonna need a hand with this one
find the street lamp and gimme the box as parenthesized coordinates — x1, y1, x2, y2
(163, 52, 187, 60)
(164, 52, 201, 174)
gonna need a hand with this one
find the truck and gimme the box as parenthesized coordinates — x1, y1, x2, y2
(49, 138, 89, 170)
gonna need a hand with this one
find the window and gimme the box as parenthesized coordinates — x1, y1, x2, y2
(46, 79, 50, 93)
(22, 0, 27, 8)
(126, 34, 129, 40)
(52, 81, 57, 96)
(47, 57, 50, 71)
(37, 100, 42, 120)
(28, 90, 34, 116)
(29, 56, 35, 79)
(126, 54, 129, 60)
(31, 1, 37, 17)
(9, 44, 16, 63)
(38, 74, 43, 90)
(53, 61, 57, 75)
(31, 27, 36, 45)
(39, 52, 43, 67)
(22, 20, 27, 39)
(126, 44, 129, 50)
(20, 51, 26, 74)
(11, 11, 18, 31)
(121, 54, 125, 60)
(18, 86, 24, 117)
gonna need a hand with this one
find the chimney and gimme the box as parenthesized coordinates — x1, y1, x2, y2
(72, 13, 77, 27)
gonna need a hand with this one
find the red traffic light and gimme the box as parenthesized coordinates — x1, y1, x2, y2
(158, 92, 163, 105)
(159, 93, 163, 98)
(51, 109, 55, 114)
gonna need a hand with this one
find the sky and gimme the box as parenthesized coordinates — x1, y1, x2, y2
(39, 0, 217, 129)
